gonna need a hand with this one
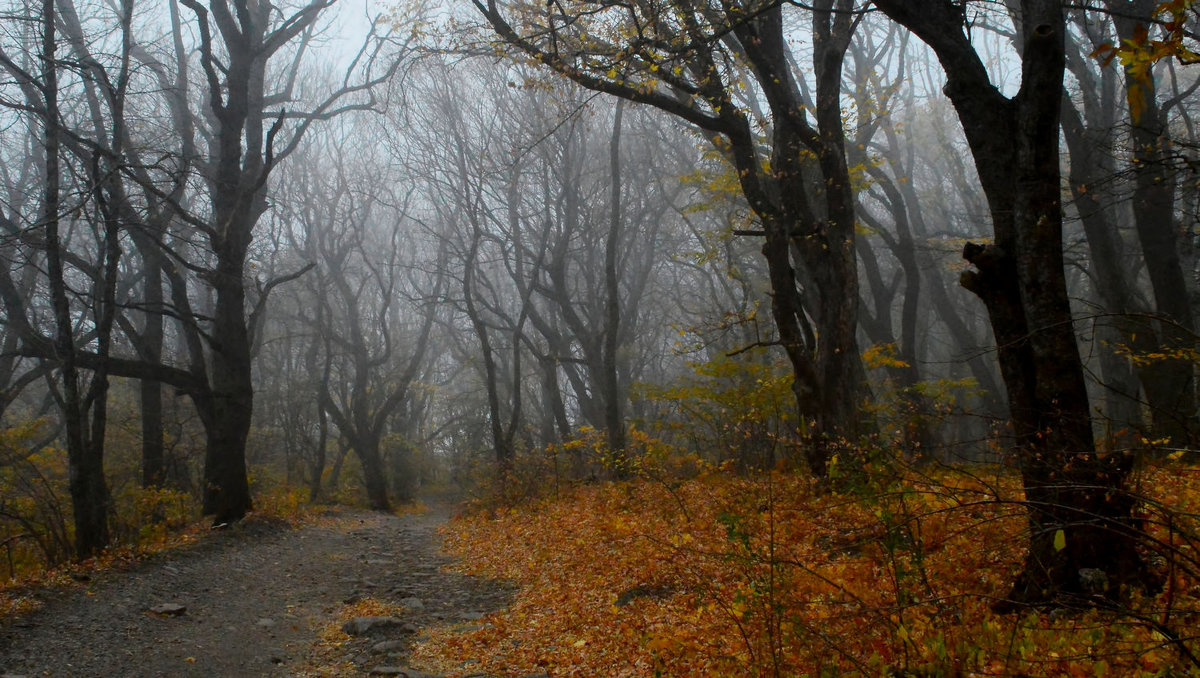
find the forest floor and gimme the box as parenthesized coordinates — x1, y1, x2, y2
(0, 502, 519, 678)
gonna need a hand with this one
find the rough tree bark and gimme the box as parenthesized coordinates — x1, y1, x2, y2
(874, 0, 1151, 606)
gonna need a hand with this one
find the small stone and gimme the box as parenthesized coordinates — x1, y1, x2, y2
(342, 616, 405, 636)
(149, 603, 186, 616)
(371, 640, 407, 654)
(256, 618, 276, 628)
(460, 611, 484, 621)
(398, 597, 424, 611)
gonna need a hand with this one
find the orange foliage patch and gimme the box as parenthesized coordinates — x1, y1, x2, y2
(414, 465, 1200, 677)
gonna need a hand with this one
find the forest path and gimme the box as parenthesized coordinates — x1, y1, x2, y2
(0, 503, 512, 678)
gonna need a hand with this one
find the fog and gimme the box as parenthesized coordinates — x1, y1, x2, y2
(0, 0, 1196, 560)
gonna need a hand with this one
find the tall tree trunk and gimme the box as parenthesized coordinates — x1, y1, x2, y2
(40, 0, 110, 558)
(1113, 1, 1196, 446)
(603, 100, 628, 474)
(139, 244, 166, 488)
(83, 147, 123, 558)
(309, 300, 333, 502)
(463, 220, 515, 472)
(84, 0, 131, 539)
(875, 0, 1150, 607)
(353, 434, 391, 512)
(743, 1, 863, 477)
(857, 173, 934, 455)
(202, 247, 254, 522)
(184, 0, 272, 522)
(1061, 102, 1148, 438)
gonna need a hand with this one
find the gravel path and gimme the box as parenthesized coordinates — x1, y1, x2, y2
(0, 507, 512, 678)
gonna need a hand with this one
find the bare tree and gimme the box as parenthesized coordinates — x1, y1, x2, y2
(282, 128, 444, 509)
(476, 0, 868, 476)
(0, 0, 413, 526)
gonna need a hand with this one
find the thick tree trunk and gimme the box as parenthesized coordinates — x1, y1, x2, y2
(980, 15, 1142, 608)
(760, 216, 826, 474)
(353, 435, 391, 512)
(202, 254, 254, 523)
(808, 3, 865, 456)
(185, 0, 311, 522)
(875, 0, 1151, 607)
(737, 3, 863, 477)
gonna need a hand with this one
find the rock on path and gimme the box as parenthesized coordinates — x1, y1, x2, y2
(0, 506, 512, 677)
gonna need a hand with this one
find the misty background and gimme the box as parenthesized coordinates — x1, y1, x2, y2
(0, 0, 1195, 565)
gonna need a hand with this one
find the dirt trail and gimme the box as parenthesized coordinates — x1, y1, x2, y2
(0, 505, 512, 678)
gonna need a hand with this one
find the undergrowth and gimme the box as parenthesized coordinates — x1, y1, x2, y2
(412, 463, 1200, 677)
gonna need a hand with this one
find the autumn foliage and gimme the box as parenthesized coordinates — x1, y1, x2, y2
(414, 462, 1200, 676)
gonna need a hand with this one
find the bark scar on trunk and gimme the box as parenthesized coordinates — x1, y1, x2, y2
(959, 240, 1002, 297)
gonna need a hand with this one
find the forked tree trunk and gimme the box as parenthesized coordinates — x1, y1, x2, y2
(875, 0, 1151, 607)
(353, 434, 391, 512)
